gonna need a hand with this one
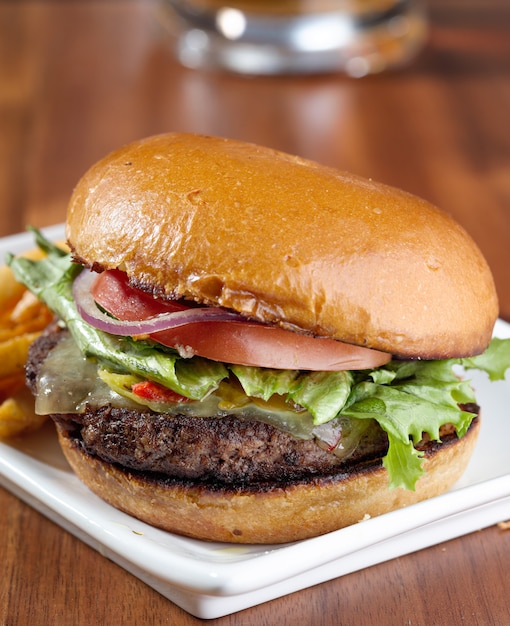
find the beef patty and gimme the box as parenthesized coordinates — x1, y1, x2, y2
(26, 326, 470, 487)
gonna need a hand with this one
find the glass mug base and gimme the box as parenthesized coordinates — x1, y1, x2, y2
(162, 0, 428, 76)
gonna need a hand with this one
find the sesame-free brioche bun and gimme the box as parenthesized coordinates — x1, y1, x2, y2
(66, 133, 498, 359)
(56, 418, 480, 544)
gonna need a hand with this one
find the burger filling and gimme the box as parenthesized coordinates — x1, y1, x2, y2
(25, 326, 468, 486)
(8, 231, 510, 490)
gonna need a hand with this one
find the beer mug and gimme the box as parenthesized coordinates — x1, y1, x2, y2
(162, 0, 428, 76)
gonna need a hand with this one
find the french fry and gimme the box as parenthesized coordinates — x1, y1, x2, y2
(0, 386, 47, 439)
(0, 264, 27, 311)
(0, 316, 52, 342)
(0, 372, 26, 401)
(0, 253, 56, 437)
(11, 290, 46, 323)
(0, 332, 41, 378)
(0, 303, 53, 342)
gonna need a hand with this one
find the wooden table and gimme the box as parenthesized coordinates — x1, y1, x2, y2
(1, 1, 509, 624)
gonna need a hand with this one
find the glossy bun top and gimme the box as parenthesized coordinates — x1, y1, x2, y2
(66, 133, 498, 358)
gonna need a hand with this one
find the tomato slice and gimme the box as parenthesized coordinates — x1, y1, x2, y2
(90, 270, 391, 371)
(90, 269, 188, 318)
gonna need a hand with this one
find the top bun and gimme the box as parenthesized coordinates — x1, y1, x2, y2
(66, 133, 498, 359)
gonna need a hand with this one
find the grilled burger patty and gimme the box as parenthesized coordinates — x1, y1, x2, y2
(26, 327, 472, 487)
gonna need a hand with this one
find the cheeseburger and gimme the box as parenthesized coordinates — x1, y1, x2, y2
(9, 133, 510, 544)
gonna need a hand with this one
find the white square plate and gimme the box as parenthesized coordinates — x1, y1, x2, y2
(1, 225, 509, 619)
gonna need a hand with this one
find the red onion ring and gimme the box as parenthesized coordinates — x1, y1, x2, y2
(72, 268, 248, 336)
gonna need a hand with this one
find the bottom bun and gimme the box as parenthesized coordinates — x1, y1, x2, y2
(56, 419, 480, 544)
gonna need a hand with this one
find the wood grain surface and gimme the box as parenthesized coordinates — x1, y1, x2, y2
(0, 1, 509, 624)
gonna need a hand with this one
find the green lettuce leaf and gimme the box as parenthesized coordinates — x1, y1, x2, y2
(462, 338, 510, 381)
(382, 436, 425, 490)
(289, 370, 353, 425)
(230, 366, 353, 424)
(230, 365, 300, 402)
(341, 381, 475, 489)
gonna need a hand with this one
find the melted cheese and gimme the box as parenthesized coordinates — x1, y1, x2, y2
(35, 334, 373, 460)
(35, 334, 318, 438)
